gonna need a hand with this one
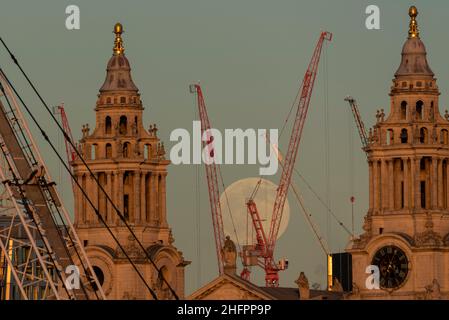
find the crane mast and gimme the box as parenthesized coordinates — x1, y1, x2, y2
(344, 96, 369, 154)
(54, 105, 77, 163)
(245, 31, 332, 287)
(189, 84, 226, 275)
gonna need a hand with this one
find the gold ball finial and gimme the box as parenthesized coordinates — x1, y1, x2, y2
(408, 6, 420, 38)
(409, 6, 418, 18)
(113, 22, 125, 55)
(114, 22, 123, 35)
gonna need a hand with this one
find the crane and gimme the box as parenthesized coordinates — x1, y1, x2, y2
(189, 83, 226, 275)
(242, 31, 332, 287)
(54, 104, 77, 163)
(344, 96, 369, 154)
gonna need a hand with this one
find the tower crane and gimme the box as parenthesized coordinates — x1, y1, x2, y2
(344, 96, 369, 155)
(54, 104, 77, 163)
(241, 31, 332, 287)
(189, 83, 226, 275)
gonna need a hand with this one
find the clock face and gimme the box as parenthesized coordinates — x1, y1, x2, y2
(371, 245, 409, 289)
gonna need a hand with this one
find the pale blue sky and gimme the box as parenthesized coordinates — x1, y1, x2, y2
(1, 0, 448, 294)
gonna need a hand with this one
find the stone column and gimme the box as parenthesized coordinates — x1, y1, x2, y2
(93, 173, 99, 224)
(388, 159, 394, 210)
(403, 158, 409, 209)
(414, 157, 421, 209)
(438, 158, 444, 209)
(74, 174, 80, 225)
(381, 159, 388, 210)
(106, 172, 112, 223)
(148, 173, 155, 223)
(118, 171, 124, 222)
(86, 175, 94, 224)
(140, 172, 146, 222)
(81, 174, 87, 224)
(134, 171, 141, 224)
(154, 173, 160, 224)
(160, 173, 167, 227)
(410, 157, 415, 210)
(368, 161, 373, 211)
(373, 160, 379, 212)
(431, 157, 438, 209)
(446, 159, 449, 209)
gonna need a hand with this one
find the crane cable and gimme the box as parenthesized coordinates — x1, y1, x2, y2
(0, 37, 178, 300)
(192, 94, 201, 288)
(323, 41, 331, 252)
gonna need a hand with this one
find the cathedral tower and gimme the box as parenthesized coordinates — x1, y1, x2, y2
(348, 7, 449, 299)
(72, 23, 188, 299)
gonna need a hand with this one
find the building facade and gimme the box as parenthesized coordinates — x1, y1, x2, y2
(348, 7, 449, 299)
(72, 23, 188, 300)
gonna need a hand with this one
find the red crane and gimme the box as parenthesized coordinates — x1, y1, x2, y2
(344, 96, 369, 154)
(54, 104, 77, 163)
(242, 31, 332, 287)
(189, 84, 226, 275)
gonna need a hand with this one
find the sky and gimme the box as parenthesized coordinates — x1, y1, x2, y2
(1, 0, 449, 295)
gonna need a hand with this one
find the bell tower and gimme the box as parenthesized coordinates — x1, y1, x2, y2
(348, 7, 449, 299)
(72, 23, 188, 299)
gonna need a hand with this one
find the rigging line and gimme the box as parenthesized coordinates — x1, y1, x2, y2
(0, 79, 101, 300)
(294, 167, 352, 236)
(0, 85, 94, 300)
(193, 94, 201, 288)
(0, 38, 179, 300)
(323, 41, 331, 251)
(348, 101, 355, 237)
(218, 169, 242, 258)
(0, 68, 159, 300)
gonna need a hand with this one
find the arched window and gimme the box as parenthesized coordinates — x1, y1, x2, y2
(416, 100, 424, 120)
(105, 116, 112, 134)
(420, 127, 428, 144)
(119, 116, 127, 135)
(105, 143, 112, 159)
(92, 266, 104, 291)
(400, 101, 407, 120)
(123, 142, 130, 158)
(400, 129, 408, 143)
(387, 129, 394, 145)
(120, 96, 126, 104)
(106, 97, 111, 104)
(441, 129, 448, 145)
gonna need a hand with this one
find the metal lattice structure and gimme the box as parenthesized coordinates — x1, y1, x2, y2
(0, 72, 105, 300)
(242, 31, 332, 287)
(189, 84, 226, 275)
(344, 96, 369, 153)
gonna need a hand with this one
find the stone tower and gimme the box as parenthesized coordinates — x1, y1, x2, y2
(72, 23, 188, 299)
(348, 7, 449, 299)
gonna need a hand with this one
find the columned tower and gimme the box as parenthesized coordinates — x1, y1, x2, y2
(348, 7, 449, 299)
(72, 23, 188, 299)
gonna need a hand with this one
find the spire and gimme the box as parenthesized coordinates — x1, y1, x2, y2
(394, 6, 433, 78)
(408, 6, 419, 39)
(113, 23, 125, 55)
(99, 23, 139, 94)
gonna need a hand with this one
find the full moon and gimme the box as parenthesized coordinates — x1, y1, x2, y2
(220, 177, 290, 245)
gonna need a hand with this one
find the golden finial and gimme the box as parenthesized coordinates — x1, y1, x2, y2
(408, 6, 419, 38)
(113, 22, 125, 55)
